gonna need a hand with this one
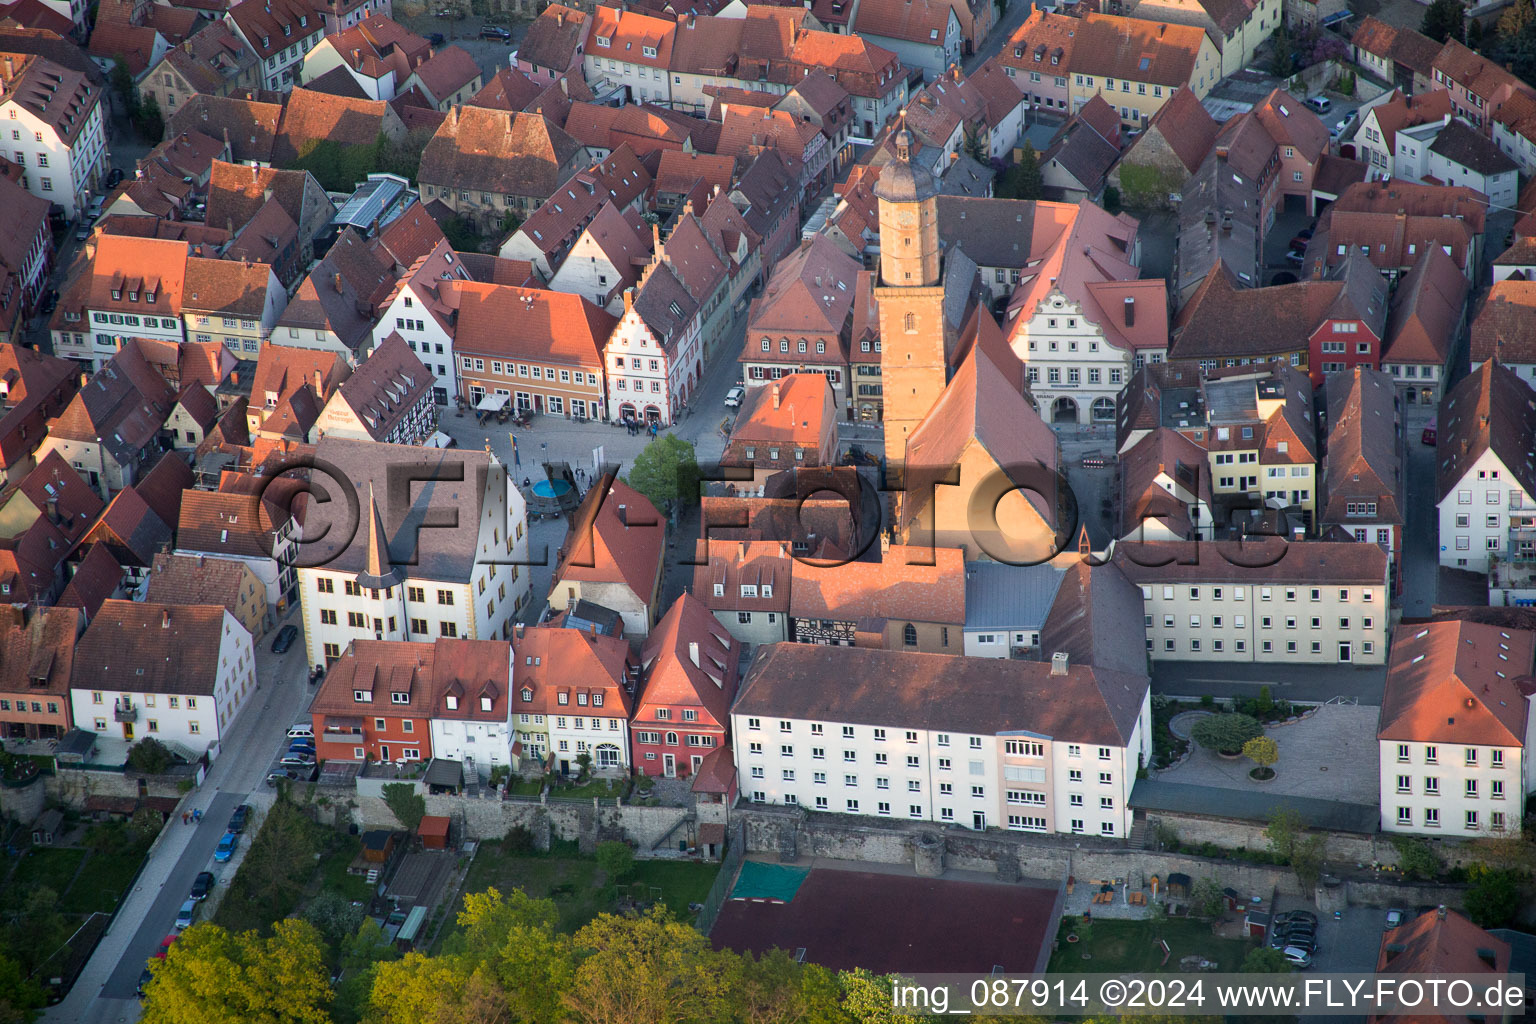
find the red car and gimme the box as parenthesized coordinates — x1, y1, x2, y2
(155, 934, 178, 959)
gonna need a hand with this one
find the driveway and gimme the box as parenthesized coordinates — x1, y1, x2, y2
(1155, 704, 1381, 805)
(44, 611, 314, 1024)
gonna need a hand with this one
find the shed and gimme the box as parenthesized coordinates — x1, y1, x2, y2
(395, 905, 428, 950)
(30, 808, 64, 845)
(418, 815, 450, 850)
(1166, 872, 1192, 899)
(361, 829, 397, 863)
(423, 758, 463, 793)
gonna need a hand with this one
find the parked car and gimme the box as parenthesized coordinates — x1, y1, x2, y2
(1282, 946, 1313, 968)
(1283, 933, 1318, 954)
(427, 31, 445, 45)
(213, 832, 239, 862)
(190, 870, 214, 901)
(1304, 95, 1331, 114)
(74, 224, 90, 242)
(724, 385, 745, 407)
(287, 724, 314, 740)
(479, 25, 511, 40)
(174, 899, 197, 930)
(279, 753, 316, 768)
(137, 966, 154, 997)
(270, 624, 298, 654)
(155, 934, 178, 958)
(227, 804, 250, 834)
(1288, 228, 1314, 251)
(106, 167, 125, 187)
(1421, 416, 1437, 446)
(267, 769, 303, 786)
(1284, 248, 1307, 266)
(1275, 910, 1318, 929)
(1385, 908, 1405, 930)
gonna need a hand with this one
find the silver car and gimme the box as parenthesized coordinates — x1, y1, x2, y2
(1282, 946, 1313, 968)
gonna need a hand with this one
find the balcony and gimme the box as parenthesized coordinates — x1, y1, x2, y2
(113, 700, 137, 723)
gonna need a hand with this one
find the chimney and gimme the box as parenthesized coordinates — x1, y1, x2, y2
(689, 641, 700, 667)
(623, 287, 635, 312)
(1159, 23, 1166, 36)
(161, 609, 171, 628)
(45, 498, 58, 523)
(79, 371, 88, 387)
(559, 76, 568, 97)
(333, 271, 343, 294)
(1051, 651, 1069, 675)
(263, 187, 273, 204)
(772, 381, 781, 409)
(879, 532, 890, 555)
(1124, 296, 1135, 327)
(313, 368, 323, 392)
(556, 8, 563, 24)
(617, 503, 627, 527)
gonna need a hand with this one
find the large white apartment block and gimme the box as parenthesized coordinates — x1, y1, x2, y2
(0, 55, 109, 219)
(1377, 620, 1536, 837)
(732, 644, 1150, 838)
(294, 438, 530, 668)
(1434, 360, 1536, 575)
(1113, 540, 1390, 665)
(69, 601, 256, 759)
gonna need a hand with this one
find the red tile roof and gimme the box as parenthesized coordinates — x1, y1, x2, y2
(790, 545, 965, 627)
(71, 600, 235, 695)
(554, 477, 665, 603)
(510, 625, 631, 719)
(1377, 619, 1534, 747)
(1386, 245, 1466, 367)
(449, 281, 616, 367)
(1373, 907, 1511, 1024)
(636, 593, 739, 729)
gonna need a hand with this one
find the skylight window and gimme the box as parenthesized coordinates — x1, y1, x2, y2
(1138, 57, 1150, 71)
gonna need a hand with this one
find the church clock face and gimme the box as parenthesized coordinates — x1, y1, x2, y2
(894, 209, 917, 230)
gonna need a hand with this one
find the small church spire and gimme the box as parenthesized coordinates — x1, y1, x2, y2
(364, 483, 390, 581)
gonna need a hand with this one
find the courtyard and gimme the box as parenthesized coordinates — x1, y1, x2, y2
(1156, 703, 1382, 807)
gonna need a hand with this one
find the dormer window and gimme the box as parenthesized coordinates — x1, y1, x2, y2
(577, 693, 589, 705)
(642, 45, 657, 57)
(445, 695, 459, 710)
(128, 291, 138, 301)
(300, 14, 306, 25)
(391, 692, 409, 704)
(558, 692, 569, 705)
(521, 687, 533, 702)
(479, 697, 492, 711)
(593, 693, 603, 707)
(146, 291, 155, 303)
(596, 34, 611, 46)
(111, 289, 121, 300)
(354, 689, 372, 703)
(283, 24, 291, 35)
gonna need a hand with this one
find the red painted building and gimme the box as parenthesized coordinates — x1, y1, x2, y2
(310, 640, 437, 763)
(630, 593, 740, 779)
(1304, 254, 1391, 387)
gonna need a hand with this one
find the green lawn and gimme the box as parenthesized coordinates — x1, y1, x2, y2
(433, 845, 721, 952)
(505, 779, 544, 796)
(1047, 917, 1256, 974)
(5, 847, 85, 904)
(58, 844, 152, 914)
(549, 778, 626, 800)
(316, 836, 374, 904)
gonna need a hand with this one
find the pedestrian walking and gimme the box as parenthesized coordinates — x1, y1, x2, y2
(182, 812, 188, 825)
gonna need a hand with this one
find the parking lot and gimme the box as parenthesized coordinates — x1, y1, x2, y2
(1269, 898, 1388, 973)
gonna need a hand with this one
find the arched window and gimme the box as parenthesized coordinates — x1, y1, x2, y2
(903, 312, 917, 333)
(665, 731, 678, 745)
(903, 623, 918, 646)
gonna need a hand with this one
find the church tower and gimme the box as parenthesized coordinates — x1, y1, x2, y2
(876, 130, 950, 474)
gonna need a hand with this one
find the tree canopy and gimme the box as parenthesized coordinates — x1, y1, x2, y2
(1190, 713, 1263, 754)
(140, 919, 333, 1024)
(1422, 0, 1466, 43)
(625, 434, 700, 512)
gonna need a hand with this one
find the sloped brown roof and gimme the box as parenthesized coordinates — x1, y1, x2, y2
(1040, 559, 1151, 690)
(1385, 245, 1466, 367)
(273, 88, 400, 165)
(1434, 359, 1536, 503)
(735, 641, 1147, 745)
(164, 92, 282, 165)
(1139, 83, 1219, 175)
(182, 257, 274, 317)
(1114, 538, 1387, 584)
(1469, 278, 1536, 365)
(420, 107, 579, 198)
(554, 477, 665, 602)
(853, 0, 956, 46)
(790, 543, 965, 626)
(1427, 117, 1519, 176)
(1377, 620, 1534, 748)
(1321, 367, 1403, 526)
(520, 3, 589, 72)
(72, 600, 234, 695)
(0, 605, 78, 694)
(326, 331, 433, 442)
(55, 544, 125, 617)
(470, 66, 543, 112)
(509, 627, 630, 721)
(1119, 426, 1212, 539)
(409, 44, 480, 105)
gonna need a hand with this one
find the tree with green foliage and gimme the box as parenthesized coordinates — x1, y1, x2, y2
(1191, 713, 1263, 754)
(995, 144, 1043, 200)
(380, 783, 425, 831)
(1391, 837, 1442, 880)
(1422, 0, 1466, 43)
(127, 737, 175, 775)
(1499, 0, 1534, 37)
(136, 94, 164, 141)
(1243, 946, 1293, 973)
(451, 888, 573, 1024)
(841, 969, 946, 1024)
(303, 891, 365, 949)
(735, 949, 845, 1024)
(1189, 876, 1226, 918)
(1464, 866, 1522, 927)
(962, 121, 987, 164)
(1269, 24, 1295, 78)
(331, 921, 398, 1024)
(1265, 806, 1304, 862)
(366, 952, 470, 1024)
(108, 57, 135, 109)
(625, 433, 700, 513)
(439, 215, 483, 253)
(0, 951, 45, 1024)
(140, 919, 333, 1024)
(1488, 13, 1536, 81)
(1243, 736, 1279, 780)
(564, 906, 735, 1024)
(3, 887, 68, 976)
(595, 841, 635, 883)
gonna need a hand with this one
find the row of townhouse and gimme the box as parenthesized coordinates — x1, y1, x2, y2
(515, 4, 907, 139)
(997, 8, 1221, 127)
(0, 599, 257, 759)
(304, 593, 739, 781)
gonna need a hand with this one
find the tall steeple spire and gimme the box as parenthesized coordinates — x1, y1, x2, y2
(364, 483, 388, 580)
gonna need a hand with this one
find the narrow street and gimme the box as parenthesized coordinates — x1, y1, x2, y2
(43, 611, 312, 1024)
